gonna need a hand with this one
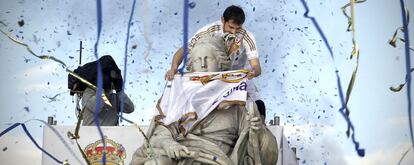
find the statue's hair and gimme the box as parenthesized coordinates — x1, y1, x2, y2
(187, 35, 231, 72)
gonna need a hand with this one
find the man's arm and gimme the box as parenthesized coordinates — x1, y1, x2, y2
(247, 58, 261, 79)
(164, 22, 216, 80)
(165, 47, 184, 80)
(240, 30, 261, 79)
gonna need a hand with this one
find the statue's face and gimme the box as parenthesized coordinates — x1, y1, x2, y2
(191, 53, 219, 72)
(189, 36, 228, 72)
(187, 35, 231, 72)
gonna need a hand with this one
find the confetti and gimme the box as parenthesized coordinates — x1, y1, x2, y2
(17, 20, 24, 27)
(23, 107, 29, 112)
(188, 2, 196, 9)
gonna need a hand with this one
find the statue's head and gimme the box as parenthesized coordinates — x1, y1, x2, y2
(187, 35, 231, 72)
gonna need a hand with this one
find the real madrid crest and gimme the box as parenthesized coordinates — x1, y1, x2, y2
(84, 136, 126, 165)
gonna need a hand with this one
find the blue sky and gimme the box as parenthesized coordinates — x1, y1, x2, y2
(0, 0, 413, 164)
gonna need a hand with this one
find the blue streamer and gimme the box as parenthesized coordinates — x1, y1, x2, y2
(398, 146, 412, 165)
(0, 123, 20, 137)
(0, 123, 63, 164)
(178, 0, 189, 75)
(299, 0, 365, 156)
(93, 0, 106, 164)
(399, 0, 413, 148)
(119, 0, 137, 123)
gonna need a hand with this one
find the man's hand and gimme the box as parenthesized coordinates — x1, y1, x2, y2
(165, 68, 178, 81)
(247, 70, 255, 80)
(163, 144, 190, 159)
(248, 58, 261, 79)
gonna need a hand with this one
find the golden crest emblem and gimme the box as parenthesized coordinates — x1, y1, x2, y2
(84, 137, 126, 165)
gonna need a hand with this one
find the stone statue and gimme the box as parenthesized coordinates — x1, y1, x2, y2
(130, 35, 278, 165)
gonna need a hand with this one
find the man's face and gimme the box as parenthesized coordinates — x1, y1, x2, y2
(221, 18, 242, 34)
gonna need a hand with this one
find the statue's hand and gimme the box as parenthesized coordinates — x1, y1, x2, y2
(247, 115, 264, 132)
(246, 101, 264, 132)
(163, 144, 190, 159)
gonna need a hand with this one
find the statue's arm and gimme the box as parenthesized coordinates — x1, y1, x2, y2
(149, 124, 178, 148)
(246, 102, 278, 164)
(149, 124, 190, 159)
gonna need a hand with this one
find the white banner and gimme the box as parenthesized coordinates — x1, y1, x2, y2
(158, 71, 248, 133)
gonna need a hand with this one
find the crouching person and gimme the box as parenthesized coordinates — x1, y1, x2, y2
(81, 86, 134, 126)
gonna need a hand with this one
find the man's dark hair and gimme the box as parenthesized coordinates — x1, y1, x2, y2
(222, 5, 245, 25)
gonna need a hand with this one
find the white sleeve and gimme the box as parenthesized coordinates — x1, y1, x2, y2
(188, 22, 221, 50)
(188, 24, 212, 50)
(242, 31, 259, 60)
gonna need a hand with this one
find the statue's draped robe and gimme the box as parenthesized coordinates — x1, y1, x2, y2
(130, 102, 278, 165)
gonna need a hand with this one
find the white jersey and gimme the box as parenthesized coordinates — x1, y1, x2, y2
(188, 20, 259, 70)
